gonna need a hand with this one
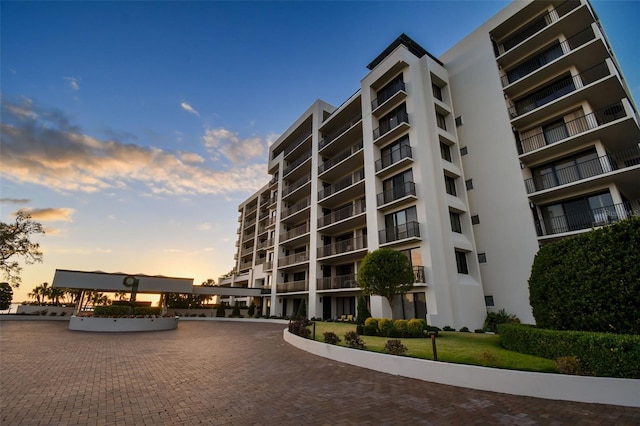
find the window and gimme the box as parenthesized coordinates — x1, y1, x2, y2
(376, 104, 408, 138)
(478, 253, 487, 263)
(471, 215, 480, 225)
(455, 250, 469, 274)
(444, 175, 457, 196)
(531, 149, 601, 191)
(465, 179, 474, 190)
(378, 136, 411, 171)
(432, 83, 443, 101)
(460, 146, 468, 156)
(450, 211, 462, 233)
(373, 74, 405, 109)
(381, 169, 415, 205)
(484, 296, 495, 307)
(542, 119, 569, 145)
(440, 142, 452, 162)
(455, 116, 464, 127)
(436, 112, 447, 131)
(541, 192, 616, 234)
(381, 206, 419, 243)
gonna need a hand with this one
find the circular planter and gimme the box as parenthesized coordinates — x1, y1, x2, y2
(68, 316, 178, 332)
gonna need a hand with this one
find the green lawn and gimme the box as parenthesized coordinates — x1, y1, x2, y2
(309, 321, 557, 373)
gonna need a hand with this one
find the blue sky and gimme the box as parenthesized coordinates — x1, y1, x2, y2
(1, 1, 638, 301)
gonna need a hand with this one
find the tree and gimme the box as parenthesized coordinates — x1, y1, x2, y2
(357, 249, 415, 318)
(356, 295, 371, 324)
(529, 216, 640, 334)
(0, 211, 45, 287)
(0, 282, 13, 310)
(296, 298, 307, 319)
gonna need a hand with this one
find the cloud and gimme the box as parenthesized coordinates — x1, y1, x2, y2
(16, 207, 75, 222)
(180, 152, 205, 164)
(180, 102, 200, 117)
(203, 127, 266, 164)
(65, 77, 80, 91)
(0, 98, 269, 196)
(0, 198, 31, 205)
(197, 222, 211, 231)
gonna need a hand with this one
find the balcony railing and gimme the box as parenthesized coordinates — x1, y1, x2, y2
(281, 197, 310, 219)
(243, 217, 256, 229)
(498, 0, 580, 56)
(317, 274, 359, 291)
(260, 287, 272, 295)
(508, 62, 610, 118)
(283, 150, 312, 176)
(319, 114, 362, 150)
(501, 27, 596, 87)
(278, 251, 309, 267)
(318, 169, 365, 200)
(318, 141, 363, 174)
(373, 111, 409, 140)
(318, 199, 366, 228)
(256, 239, 273, 250)
(264, 261, 273, 271)
(276, 280, 308, 293)
(371, 80, 406, 110)
(282, 174, 311, 197)
(280, 222, 309, 242)
(379, 221, 421, 244)
(283, 131, 312, 157)
(239, 261, 253, 270)
(525, 146, 640, 193)
(517, 102, 626, 154)
(377, 181, 417, 206)
(375, 145, 413, 172)
(317, 236, 367, 258)
(536, 201, 639, 236)
(413, 266, 426, 284)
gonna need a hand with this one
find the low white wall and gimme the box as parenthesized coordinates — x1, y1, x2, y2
(69, 316, 178, 332)
(283, 330, 640, 408)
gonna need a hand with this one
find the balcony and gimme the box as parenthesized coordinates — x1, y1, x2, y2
(317, 274, 358, 291)
(278, 251, 309, 267)
(375, 145, 413, 174)
(524, 146, 640, 194)
(276, 280, 308, 293)
(256, 239, 273, 250)
(319, 114, 362, 151)
(318, 169, 365, 201)
(318, 141, 363, 176)
(508, 62, 610, 119)
(413, 266, 426, 284)
(317, 236, 367, 259)
(496, 1, 581, 57)
(280, 222, 309, 243)
(318, 199, 366, 229)
(260, 287, 272, 295)
(239, 261, 253, 271)
(377, 181, 417, 207)
(379, 221, 421, 245)
(535, 200, 639, 237)
(373, 111, 409, 144)
(283, 150, 312, 176)
(517, 102, 627, 155)
(283, 131, 312, 158)
(282, 173, 311, 198)
(243, 217, 256, 229)
(264, 261, 273, 271)
(502, 27, 597, 88)
(371, 80, 406, 114)
(281, 197, 310, 220)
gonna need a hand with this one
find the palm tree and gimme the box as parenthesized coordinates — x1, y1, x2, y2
(50, 287, 64, 305)
(27, 288, 41, 304)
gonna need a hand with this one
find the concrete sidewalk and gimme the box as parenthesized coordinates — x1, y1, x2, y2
(1, 321, 638, 425)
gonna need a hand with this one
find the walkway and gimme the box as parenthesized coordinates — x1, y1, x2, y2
(1, 321, 638, 425)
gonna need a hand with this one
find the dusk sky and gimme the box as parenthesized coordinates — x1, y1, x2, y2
(2, 1, 638, 302)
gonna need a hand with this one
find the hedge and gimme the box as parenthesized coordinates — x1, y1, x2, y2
(93, 305, 162, 317)
(498, 324, 640, 378)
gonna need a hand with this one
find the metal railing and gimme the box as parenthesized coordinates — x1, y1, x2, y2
(379, 221, 421, 244)
(319, 114, 362, 150)
(413, 266, 426, 283)
(281, 197, 310, 219)
(377, 181, 417, 206)
(256, 239, 273, 250)
(282, 173, 311, 197)
(318, 199, 366, 228)
(375, 144, 413, 172)
(371, 80, 406, 110)
(517, 102, 626, 154)
(498, 0, 580, 55)
(276, 280, 308, 293)
(502, 27, 596, 87)
(508, 62, 610, 118)
(373, 111, 409, 140)
(318, 141, 363, 174)
(317, 235, 367, 258)
(278, 252, 309, 267)
(280, 222, 309, 242)
(283, 150, 312, 176)
(317, 274, 359, 291)
(283, 131, 312, 157)
(524, 146, 640, 193)
(318, 169, 365, 200)
(536, 201, 638, 236)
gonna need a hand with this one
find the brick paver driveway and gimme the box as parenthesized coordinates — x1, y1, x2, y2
(1, 320, 638, 425)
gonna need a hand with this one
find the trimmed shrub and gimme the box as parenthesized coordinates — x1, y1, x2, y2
(442, 326, 455, 332)
(425, 325, 441, 337)
(407, 318, 426, 337)
(555, 356, 582, 375)
(94, 305, 129, 317)
(384, 339, 407, 355)
(529, 216, 640, 334)
(296, 299, 307, 319)
(498, 324, 640, 378)
(344, 331, 366, 349)
(364, 318, 379, 336)
(288, 319, 311, 338)
(484, 309, 520, 333)
(356, 296, 371, 325)
(133, 307, 161, 316)
(459, 326, 470, 333)
(323, 331, 341, 345)
(474, 329, 486, 334)
(248, 304, 255, 317)
(231, 303, 241, 317)
(378, 318, 394, 337)
(216, 305, 226, 317)
(393, 319, 409, 338)
(355, 324, 364, 335)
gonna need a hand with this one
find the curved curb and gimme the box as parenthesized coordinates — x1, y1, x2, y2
(283, 329, 640, 408)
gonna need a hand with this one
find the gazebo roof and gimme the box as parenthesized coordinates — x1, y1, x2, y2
(52, 269, 194, 294)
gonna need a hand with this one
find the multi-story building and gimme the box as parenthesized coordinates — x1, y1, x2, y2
(219, 0, 639, 329)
